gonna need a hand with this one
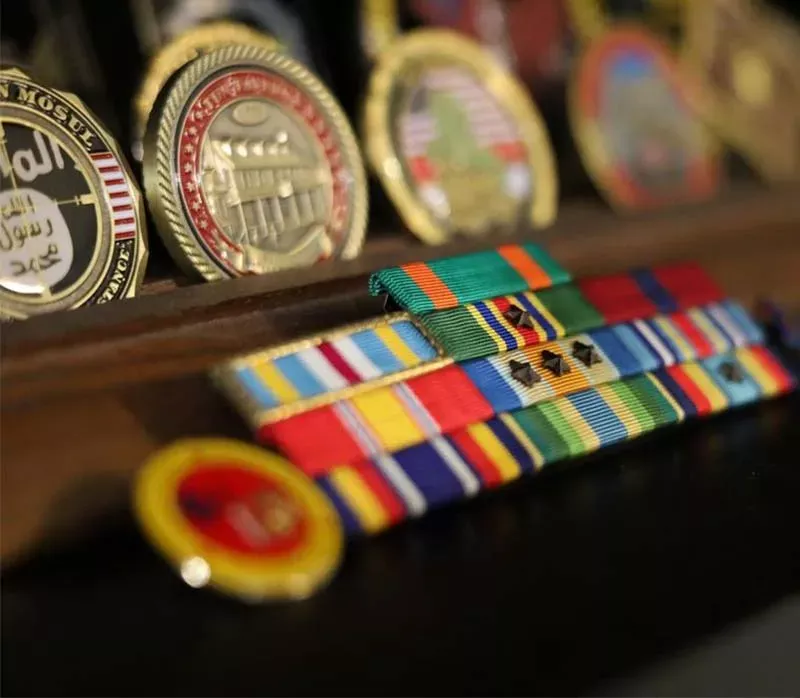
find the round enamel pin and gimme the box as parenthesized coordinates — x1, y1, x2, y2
(569, 26, 722, 212)
(134, 21, 281, 156)
(364, 29, 558, 245)
(566, 0, 687, 45)
(143, 45, 367, 281)
(0, 67, 147, 320)
(134, 438, 344, 602)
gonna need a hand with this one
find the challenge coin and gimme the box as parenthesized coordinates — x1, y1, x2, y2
(408, 0, 572, 88)
(567, 0, 688, 45)
(361, 0, 401, 61)
(136, 0, 315, 67)
(569, 25, 722, 212)
(134, 21, 281, 156)
(364, 29, 557, 244)
(134, 438, 344, 602)
(143, 45, 367, 280)
(0, 67, 148, 320)
(684, 0, 800, 183)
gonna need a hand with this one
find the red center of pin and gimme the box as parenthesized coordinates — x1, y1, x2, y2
(177, 464, 308, 557)
(176, 68, 349, 272)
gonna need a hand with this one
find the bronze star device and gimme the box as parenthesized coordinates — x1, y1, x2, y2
(0, 67, 148, 320)
(143, 45, 368, 281)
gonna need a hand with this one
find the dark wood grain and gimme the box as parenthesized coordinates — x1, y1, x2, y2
(6, 184, 800, 352)
(2, 185, 800, 563)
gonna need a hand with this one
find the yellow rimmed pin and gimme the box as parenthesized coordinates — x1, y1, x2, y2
(134, 438, 344, 602)
(364, 29, 558, 245)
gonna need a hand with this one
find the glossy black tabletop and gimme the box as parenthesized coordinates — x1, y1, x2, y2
(3, 388, 799, 696)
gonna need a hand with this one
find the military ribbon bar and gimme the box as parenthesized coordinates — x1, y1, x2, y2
(369, 242, 571, 314)
(415, 269, 730, 363)
(462, 300, 766, 413)
(578, 262, 724, 324)
(260, 364, 493, 477)
(212, 314, 449, 427)
(317, 346, 795, 536)
(417, 282, 604, 361)
(316, 371, 684, 535)
(653, 345, 796, 418)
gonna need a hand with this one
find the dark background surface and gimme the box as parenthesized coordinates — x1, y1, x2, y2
(3, 2, 800, 694)
(3, 384, 799, 696)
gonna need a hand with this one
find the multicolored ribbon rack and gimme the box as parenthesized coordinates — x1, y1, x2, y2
(318, 346, 795, 535)
(213, 243, 796, 537)
(212, 313, 451, 426)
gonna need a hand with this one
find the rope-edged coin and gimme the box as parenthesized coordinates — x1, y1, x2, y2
(133, 21, 282, 159)
(143, 45, 367, 281)
(0, 67, 148, 320)
(364, 29, 557, 245)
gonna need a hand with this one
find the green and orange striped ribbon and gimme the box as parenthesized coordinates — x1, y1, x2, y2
(369, 242, 570, 314)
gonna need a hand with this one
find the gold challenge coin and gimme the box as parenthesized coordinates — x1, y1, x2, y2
(144, 45, 368, 280)
(364, 29, 558, 245)
(683, 0, 800, 182)
(133, 21, 281, 150)
(0, 68, 147, 320)
(567, 0, 689, 45)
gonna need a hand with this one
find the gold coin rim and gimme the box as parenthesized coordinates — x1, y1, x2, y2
(142, 44, 368, 282)
(566, 0, 690, 44)
(133, 21, 282, 140)
(0, 67, 148, 320)
(364, 29, 558, 245)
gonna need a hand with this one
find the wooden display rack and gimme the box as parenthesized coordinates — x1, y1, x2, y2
(3, 183, 800, 563)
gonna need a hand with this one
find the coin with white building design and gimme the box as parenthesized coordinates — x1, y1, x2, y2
(0, 67, 148, 320)
(143, 45, 367, 281)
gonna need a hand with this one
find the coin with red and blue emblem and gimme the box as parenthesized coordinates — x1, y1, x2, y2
(569, 25, 722, 212)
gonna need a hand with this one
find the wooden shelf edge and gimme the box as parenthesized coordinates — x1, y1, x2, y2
(4, 183, 799, 352)
(3, 184, 800, 410)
